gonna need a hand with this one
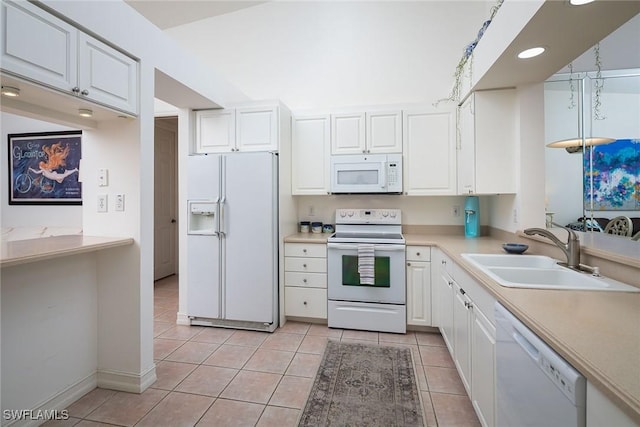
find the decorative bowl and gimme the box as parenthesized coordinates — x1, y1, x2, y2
(502, 243, 529, 254)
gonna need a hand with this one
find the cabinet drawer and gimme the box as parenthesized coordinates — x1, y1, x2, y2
(285, 272, 327, 288)
(285, 287, 327, 319)
(284, 257, 326, 273)
(284, 243, 326, 258)
(407, 246, 431, 262)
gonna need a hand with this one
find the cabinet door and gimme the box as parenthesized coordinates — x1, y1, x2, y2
(78, 33, 138, 115)
(366, 110, 402, 153)
(403, 109, 456, 195)
(471, 306, 496, 427)
(331, 112, 366, 154)
(236, 106, 278, 152)
(453, 283, 472, 394)
(457, 96, 475, 194)
(292, 115, 330, 195)
(1, 0, 77, 91)
(195, 109, 236, 153)
(474, 89, 516, 194)
(406, 260, 432, 326)
(438, 270, 455, 353)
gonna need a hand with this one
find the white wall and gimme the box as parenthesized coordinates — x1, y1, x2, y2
(0, 113, 82, 228)
(167, 1, 490, 110)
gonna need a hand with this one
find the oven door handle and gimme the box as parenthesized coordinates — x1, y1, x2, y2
(327, 243, 406, 251)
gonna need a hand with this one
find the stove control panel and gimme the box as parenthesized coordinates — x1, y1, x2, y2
(335, 209, 402, 224)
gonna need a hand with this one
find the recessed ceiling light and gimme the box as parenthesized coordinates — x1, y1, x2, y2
(570, 0, 594, 5)
(78, 108, 93, 118)
(1, 85, 20, 97)
(518, 47, 546, 59)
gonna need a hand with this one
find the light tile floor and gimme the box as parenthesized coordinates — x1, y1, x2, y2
(45, 275, 480, 427)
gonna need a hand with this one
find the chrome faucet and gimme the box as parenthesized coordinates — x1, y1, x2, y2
(524, 224, 581, 269)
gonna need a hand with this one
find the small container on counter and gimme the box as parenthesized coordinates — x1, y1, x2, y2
(322, 224, 334, 233)
(299, 221, 310, 233)
(311, 222, 323, 234)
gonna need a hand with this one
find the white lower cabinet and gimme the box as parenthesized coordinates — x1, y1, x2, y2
(471, 302, 496, 427)
(433, 248, 496, 427)
(406, 246, 432, 326)
(284, 242, 327, 319)
(586, 381, 640, 427)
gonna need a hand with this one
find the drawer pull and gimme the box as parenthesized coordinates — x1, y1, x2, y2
(303, 263, 307, 268)
(416, 252, 421, 256)
(442, 260, 447, 265)
(303, 301, 307, 305)
(303, 278, 308, 283)
(407, 262, 411, 266)
(303, 249, 307, 253)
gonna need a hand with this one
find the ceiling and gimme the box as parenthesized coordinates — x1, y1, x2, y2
(124, 0, 266, 29)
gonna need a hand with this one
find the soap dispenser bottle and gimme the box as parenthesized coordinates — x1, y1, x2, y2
(464, 196, 480, 238)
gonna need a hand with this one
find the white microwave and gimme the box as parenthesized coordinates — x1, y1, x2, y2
(330, 154, 403, 194)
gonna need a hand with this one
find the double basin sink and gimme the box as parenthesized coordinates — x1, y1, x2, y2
(461, 253, 639, 292)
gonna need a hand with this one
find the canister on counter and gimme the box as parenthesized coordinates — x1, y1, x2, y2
(311, 222, 323, 234)
(299, 221, 310, 233)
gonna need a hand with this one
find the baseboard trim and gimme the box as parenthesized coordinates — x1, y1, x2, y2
(97, 364, 157, 394)
(2, 373, 97, 427)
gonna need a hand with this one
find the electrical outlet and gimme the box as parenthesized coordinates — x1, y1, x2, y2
(115, 194, 125, 211)
(97, 194, 108, 212)
(453, 205, 460, 217)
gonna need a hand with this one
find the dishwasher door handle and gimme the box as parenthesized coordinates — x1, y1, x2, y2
(513, 329, 540, 363)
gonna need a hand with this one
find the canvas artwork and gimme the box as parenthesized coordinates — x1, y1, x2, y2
(8, 131, 82, 205)
(584, 138, 640, 211)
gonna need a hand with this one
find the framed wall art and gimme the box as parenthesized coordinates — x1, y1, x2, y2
(8, 131, 82, 205)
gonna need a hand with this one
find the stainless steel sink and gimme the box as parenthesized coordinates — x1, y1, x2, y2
(461, 253, 640, 292)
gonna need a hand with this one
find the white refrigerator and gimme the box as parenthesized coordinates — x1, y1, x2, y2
(186, 151, 278, 332)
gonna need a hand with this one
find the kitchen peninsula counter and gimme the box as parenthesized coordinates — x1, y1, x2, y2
(1, 235, 134, 268)
(405, 233, 640, 424)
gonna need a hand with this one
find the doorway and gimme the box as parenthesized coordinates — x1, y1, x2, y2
(154, 116, 178, 280)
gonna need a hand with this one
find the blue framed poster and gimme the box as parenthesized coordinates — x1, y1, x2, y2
(584, 138, 640, 211)
(8, 131, 82, 205)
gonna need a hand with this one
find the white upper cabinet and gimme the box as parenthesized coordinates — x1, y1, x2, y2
(292, 114, 330, 195)
(236, 106, 278, 152)
(331, 112, 365, 154)
(403, 108, 456, 195)
(195, 109, 236, 153)
(366, 111, 403, 153)
(1, 0, 139, 115)
(195, 105, 279, 153)
(77, 33, 138, 114)
(331, 110, 402, 154)
(1, 0, 77, 90)
(457, 89, 516, 195)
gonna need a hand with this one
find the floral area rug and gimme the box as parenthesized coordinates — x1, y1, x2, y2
(299, 340, 424, 427)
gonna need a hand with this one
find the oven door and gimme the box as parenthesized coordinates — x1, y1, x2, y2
(327, 242, 405, 304)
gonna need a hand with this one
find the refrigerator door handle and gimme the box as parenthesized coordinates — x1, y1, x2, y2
(219, 196, 226, 237)
(213, 197, 220, 237)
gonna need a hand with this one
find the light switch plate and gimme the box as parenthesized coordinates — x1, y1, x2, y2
(98, 168, 109, 187)
(115, 194, 125, 211)
(97, 194, 108, 212)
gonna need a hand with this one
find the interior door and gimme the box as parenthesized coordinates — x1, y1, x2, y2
(154, 117, 178, 280)
(222, 152, 276, 323)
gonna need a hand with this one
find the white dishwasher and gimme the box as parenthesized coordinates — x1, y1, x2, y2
(495, 302, 586, 427)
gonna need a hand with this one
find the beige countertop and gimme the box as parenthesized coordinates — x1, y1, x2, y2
(1, 235, 134, 268)
(285, 231, 640, 422)
(283, 232, 331, 243)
